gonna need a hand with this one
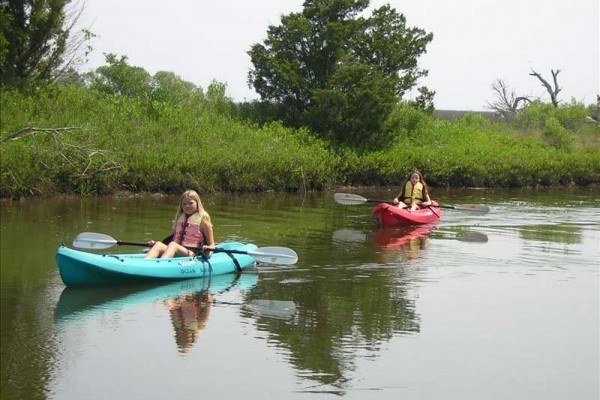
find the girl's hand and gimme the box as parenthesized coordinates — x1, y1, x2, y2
(392, 198, 399, 205)
(201, 245, 213, 258)
(147, 240, 156, 246)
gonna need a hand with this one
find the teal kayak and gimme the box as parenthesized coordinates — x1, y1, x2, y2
(56, 242, 258, 287)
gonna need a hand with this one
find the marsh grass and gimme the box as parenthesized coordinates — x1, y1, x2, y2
(1, 85, 598, 199)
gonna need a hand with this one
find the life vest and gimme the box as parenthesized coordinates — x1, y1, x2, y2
(173, 212, 205, 248)
(402, 181, 425, 203)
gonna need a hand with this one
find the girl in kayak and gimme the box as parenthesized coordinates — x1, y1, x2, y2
(146, 190, 215, 258)
(392, 170, 432, 211)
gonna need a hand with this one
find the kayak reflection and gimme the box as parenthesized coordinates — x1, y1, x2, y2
(54, 272, 258, 323)
(371, 226, 433, 262)
(371, 225, 433, 252)
(332, 226, 488, 254)
(331, 225, 434, 263)
(54, 273, 259, 354)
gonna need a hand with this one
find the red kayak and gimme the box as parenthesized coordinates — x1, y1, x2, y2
(372, 202, 442, 227)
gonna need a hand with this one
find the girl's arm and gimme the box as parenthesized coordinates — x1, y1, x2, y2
(421, 188, 432, 206)
(201, 221, 215, 257)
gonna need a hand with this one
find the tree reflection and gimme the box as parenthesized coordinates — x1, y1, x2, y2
(243, 235, 423, 391)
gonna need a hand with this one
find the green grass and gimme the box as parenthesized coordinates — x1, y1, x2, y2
(1, 85, 598, 199)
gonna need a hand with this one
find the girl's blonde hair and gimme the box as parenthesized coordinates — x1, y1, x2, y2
(172, 190, 212, 229)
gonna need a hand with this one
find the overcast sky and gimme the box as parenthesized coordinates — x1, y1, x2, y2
(79, 0, 599, 111)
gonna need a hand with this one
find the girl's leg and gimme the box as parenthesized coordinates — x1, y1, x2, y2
(411, 200, 422, 210)
(161, 242, 193, 258)
(145, 242, 167, 259)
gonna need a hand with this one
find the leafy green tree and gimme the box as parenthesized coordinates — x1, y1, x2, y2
(410, 86, 436, 115)
(88, 53, 152, 97)
(205, 80, 235, 116)
(150, 70, 203, 105)
(248, 0, 433, 148)
(0, 0, 89, 89)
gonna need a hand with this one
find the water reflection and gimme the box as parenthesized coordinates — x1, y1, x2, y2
(247, 226, 426, 392)
(167, 291, 213, 353)
(333, 225, 434, 262)
(55, 273, 258, 352)
(372, 226, 432, 255)
(255, 266, 422, 392)
(2, 189, 598, 400)
(518, 224, 582, 243)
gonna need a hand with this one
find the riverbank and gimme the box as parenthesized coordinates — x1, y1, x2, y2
(1, 85, 598, 200)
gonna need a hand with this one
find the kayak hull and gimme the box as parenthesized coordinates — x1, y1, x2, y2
(56, 242, 257, 287)
(372, 202, 442, 227)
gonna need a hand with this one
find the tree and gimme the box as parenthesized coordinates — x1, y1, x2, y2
(88, 53, 152, 97)
(529, 68, 561, 107)
(410, 86, 436, 114)
(487, 78, 531, 118)
(0, 0, 90, 89)
(150, 70, 203, 105)
(247, 0, 433, 148)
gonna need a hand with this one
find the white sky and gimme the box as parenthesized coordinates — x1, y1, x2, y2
(79, 0, 599, 111)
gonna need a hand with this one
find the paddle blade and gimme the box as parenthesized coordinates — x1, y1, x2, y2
(334, 193, 368, 205)
(73, 232, 118, 249)
(249, 246, 298, 265)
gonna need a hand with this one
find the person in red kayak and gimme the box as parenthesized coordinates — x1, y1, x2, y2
(392, 170, 432, 211)
(145, 190, 215, 258)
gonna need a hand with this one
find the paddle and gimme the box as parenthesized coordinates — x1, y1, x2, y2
(72, 232, 298, 265)
(334, 193, 490, 214)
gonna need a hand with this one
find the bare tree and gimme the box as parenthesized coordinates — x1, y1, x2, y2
(487, 78, 531, 118)
(54, 1, 95, 83)
(529, 68, 561, 107)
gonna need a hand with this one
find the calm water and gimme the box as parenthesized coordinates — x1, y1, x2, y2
(1, 188, 598, 400)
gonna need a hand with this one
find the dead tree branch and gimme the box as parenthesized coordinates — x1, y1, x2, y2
(2, 126, 82, 142)
(529, 68, 561, 107)
(487, 79, 531, 118)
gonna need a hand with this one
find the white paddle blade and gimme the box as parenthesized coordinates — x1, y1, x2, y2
(249, 246, 298, 265)
(72, 232, 117, 249)
(334, 193, 368, 205)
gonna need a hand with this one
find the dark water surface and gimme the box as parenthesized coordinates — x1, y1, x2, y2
(1, 188, 598, 400)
